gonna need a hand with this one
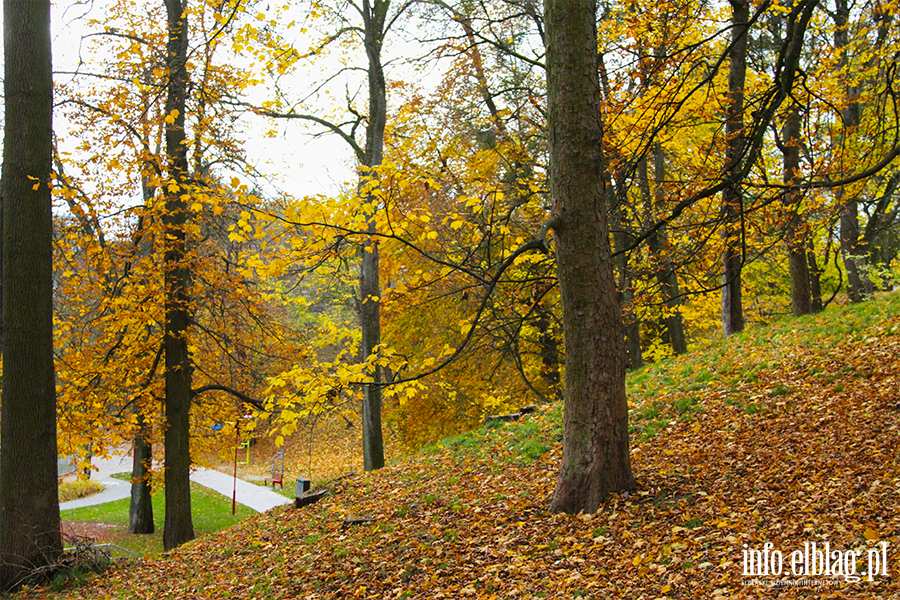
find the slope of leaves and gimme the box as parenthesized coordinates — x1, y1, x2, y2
(26, 293, 900, 599)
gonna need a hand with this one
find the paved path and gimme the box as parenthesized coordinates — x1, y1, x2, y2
(60, 453, 292, 513)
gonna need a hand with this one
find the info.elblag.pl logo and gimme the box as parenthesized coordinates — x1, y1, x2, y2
(742, 541, 889, 583)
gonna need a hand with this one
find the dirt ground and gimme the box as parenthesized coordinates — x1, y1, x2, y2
(61, 521, 125, 544)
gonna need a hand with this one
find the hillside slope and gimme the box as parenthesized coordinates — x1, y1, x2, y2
(26, 294, 900, 599)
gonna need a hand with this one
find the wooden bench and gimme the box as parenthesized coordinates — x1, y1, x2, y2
(266, 449, 285, 489)
(483, 405, 537, 424)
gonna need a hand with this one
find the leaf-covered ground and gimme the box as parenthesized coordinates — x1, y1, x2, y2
(25, 294, 900, 598)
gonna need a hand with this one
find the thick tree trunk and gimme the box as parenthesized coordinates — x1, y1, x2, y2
(545, 0, 635, 514)
(0, 0, 62, 588)
(359, 0, 388, 472)
(162, 0, 195, 550)
(781, 105, 813, 316)
(721, 0, 749, 336)
(129, 415, 154, 534)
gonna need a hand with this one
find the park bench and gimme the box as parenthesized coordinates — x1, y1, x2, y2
(483, 404, 537, 424)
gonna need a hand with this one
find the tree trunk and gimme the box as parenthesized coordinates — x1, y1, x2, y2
(807, 241, 823, 312)
(545, 0, 635, 514)
(840, 197, 874, 302)
(721, 0, 749, 336)
(647, 145, 687, 354)
(0, 0, 62, 588)
(162, 0, 195, 550)
(781, 105, 813, 316)
(612, 184, 642, 370)
(359, 206, 384, 472)
(129, 415, 154, 534)
(834, 0, 874, 303)
(532, 282, 561, 398)
(359, 0, 388, 472)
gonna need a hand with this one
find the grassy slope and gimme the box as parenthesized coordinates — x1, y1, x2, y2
(28, 293, 900, 599)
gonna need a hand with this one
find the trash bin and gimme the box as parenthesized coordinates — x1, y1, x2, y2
(296, 478, 311, 497)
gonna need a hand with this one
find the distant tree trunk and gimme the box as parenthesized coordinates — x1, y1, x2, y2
(0, 0, 62, 588)
(359, 0, 388, 472)
(721, 0, 749, 336)
(612, 186, 642, 370)
(532, 282, 560, 397)
(129, 414, 154, 534)
(834, 0, 874, 303)
(0, 186, 4, 357)
(162, 0, 195, 550)
(840, 199, 874, 302)
(646, 144, 687, 354)
(545, 0, 635, 514)
(807, 241, 824, 312)
(781, 105, 813, 316)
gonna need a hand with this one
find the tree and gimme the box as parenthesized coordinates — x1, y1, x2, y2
(358, 0, 390, 472)
(780, 103, 815, 316)
(129, 413, 154, 534)
(162, 0, 195, 550)
(0, 0, 62, 588)
(721, 0, 750, 336)
(545, 0, 635, 513)
(244, 0, 413, 471)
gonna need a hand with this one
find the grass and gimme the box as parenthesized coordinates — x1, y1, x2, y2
(61, 479, 256, 557)
(623, 292, 900, 438)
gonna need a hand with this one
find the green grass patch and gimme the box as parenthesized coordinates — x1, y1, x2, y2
(61, 480, 256, 557)
(672, 396, 700, 415)
(768, 384, 793, 397)
(507, 421, 549, 463)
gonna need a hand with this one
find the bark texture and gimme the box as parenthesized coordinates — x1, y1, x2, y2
(781, 105, 814, 316)
(359, 0, 389, 472)
(545, 0, 635, 514)
(834, 0, 874, 303)
(721, 0, 749, 336)
(0, 0, 62, 588)
(129, 416, 155, 535)
(162, 0, 195, 550)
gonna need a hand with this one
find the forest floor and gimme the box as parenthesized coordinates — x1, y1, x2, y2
(20, 292, 900, 599)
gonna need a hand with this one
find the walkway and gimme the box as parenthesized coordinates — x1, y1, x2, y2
(60, 452, 292, 513)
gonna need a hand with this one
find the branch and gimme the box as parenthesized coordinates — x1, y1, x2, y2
(191, 384, 266, 411)
(228, 98, 365, 161)
(377, 215, 559, 388)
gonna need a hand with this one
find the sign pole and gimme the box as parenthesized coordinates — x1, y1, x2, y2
(232, 421, 239, 515)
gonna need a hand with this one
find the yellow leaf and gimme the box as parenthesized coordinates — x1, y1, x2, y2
(864, 527, 879, 541)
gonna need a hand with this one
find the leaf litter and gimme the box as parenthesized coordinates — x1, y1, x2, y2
(23, 294, 900, 599)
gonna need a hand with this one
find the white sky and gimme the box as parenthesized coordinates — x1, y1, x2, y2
(51, 0, 357, 200)
(37, 0, 455, 203)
